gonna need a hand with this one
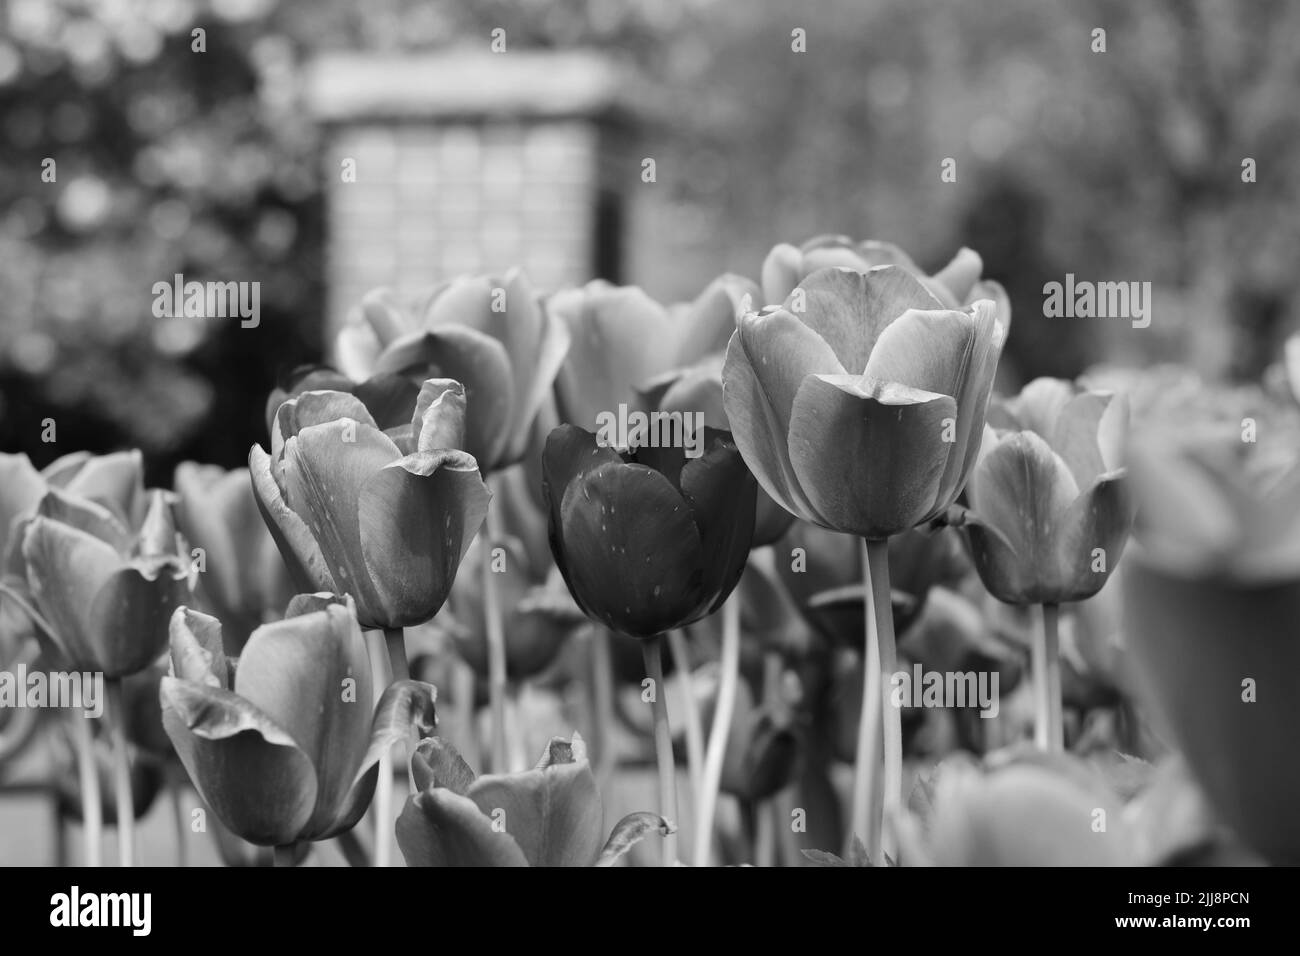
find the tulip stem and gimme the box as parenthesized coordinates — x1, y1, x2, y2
(383, 628, 409, 681)
(168, 767, 188, 868)
(273, 844, 296, 867)
(641, 634, 678, 867)
(695, 597, 741, 867)
(70, 710, 102, 867)
(1035, 603, 1064, 752)
(591, 626, 616, 794)
(483, 500, 509, 773)
(667, 628, 704, 811)
(106, 678, 134, 867)
(849, 538, 896, 864)
(375, 626, 410, 869)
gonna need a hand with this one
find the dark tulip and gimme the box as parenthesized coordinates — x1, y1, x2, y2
(542, 424, 756, 639)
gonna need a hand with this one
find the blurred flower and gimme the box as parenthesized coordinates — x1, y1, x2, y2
(959, 378, 1133, 605)
(1123, 427, 1300, 863)
(722, 266, 1005, 540)
(173, 463, 295, 654)
(160, 596, 437, 847)
(896, 750, 1131, 865)
(20, 474, 190, 678)
(760, 235, 1010, 326)
(250, 381, 490, 630)
(542, 424, 755, 639)
(396, 734, 670, 866)
(329, 270, 570, 472)
(551, 274, 756, 431)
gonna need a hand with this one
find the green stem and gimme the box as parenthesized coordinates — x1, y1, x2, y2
(868, 538, 902, 865)
(273, 844, 297, 867)
(641, 634, 678, 867)
(694, 596, 740, 867)
(483, 497, 508, 773)
(106, 679, 133, 866)
(667, 628, 703, 813)
(384, 628, 409, 681)
(71, 710, 102, 867)
(168, 768, 188, 868)
(374, 626, 409, 867)
(1036, 603, 1063, 752)
(848, 538, 884, 862)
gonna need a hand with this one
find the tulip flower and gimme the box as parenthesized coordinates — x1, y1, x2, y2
(396, 734, 671, 866)
(760, 234, 1010, 327)
(1123, 427, 1300, 863)
(160, 596, 438, 856)
(722, 263, 1005, 863)
(551, 274, 758, 432)
(543, 422, 757, 865)
(953, 377, 1133, 753)
(893, 751, 1132, 865)
(327, 270, 570, 474)
(249, 380, 489, 633)
(173, 463, 296, 654)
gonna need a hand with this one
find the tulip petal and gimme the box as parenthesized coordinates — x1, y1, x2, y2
(356, 449, 489, 628)
(23, 516, 125, 670)
(932, 247, 983, 303)
(673, 274, 757, 366)
(999, 377, 1074, 437)
(60, 450, 146, 529)
(325, 678, 438, 839)
(249, 444, 338, 596)
(334, 319, 382, 381)
(679, 431, 756, 613)
(1051, 390, 1113, 489)
(235, 603, 373, 836)
(560, 462, 705, 637)
(594, 811, 675, 866)
(723, 314, 837, 523)
(36, 487, 132, 553)
(273, 390, 378, 460)
(865, 300, 1006, 510)
(410, 736, 477, 795)
(361, 287, 415, 347)
(503, 288, 572, 464)
(761, 242, 804, 305)
(541, 425, 624, 612)
(787, 376, 956, 538)
(791, 266, 940, 375)
(396, 787, 530, 867)
(411, 379, 467, 453)
(966, 432, 1081, 603)
(374, 326, 514, 470)
(466, 749, 604, 866)
(1051, 471, 1132, 601)
(168, 606, 228, 689)
(159, 675, 317, 846)
(282, 421, 403, 621)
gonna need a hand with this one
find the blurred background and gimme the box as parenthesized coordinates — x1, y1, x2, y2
(2, 0, 1299, 483)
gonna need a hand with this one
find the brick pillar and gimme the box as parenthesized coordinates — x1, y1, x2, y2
(306, 51, 629, 342)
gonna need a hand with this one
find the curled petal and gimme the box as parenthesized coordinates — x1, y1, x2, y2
(410, 736, 477, 795)
(1051, 471, 1133, 601)
(273, 390, 378, 460)
(159, 676, 317, 846)
(168, 606, 228, 689)
(412, 379, 467, 453)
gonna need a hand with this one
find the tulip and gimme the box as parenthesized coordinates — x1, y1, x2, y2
(329, 270, 570, 473)
(173, 463, 296, 654)
(954, 377, 1133, 753)
(722, 263, 1005, 863)
(543, 422, 757, 865)
(760, 234, 1010, 327)
(894, 750, 1131, 865)
(542, 424, 755, 639)
(551, 274, 758, 432)
(160, 596, 438, 855)
(1123, 427, 1300, 863)
(396, 734, 671, 866)
(249, 380, 489, 633)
